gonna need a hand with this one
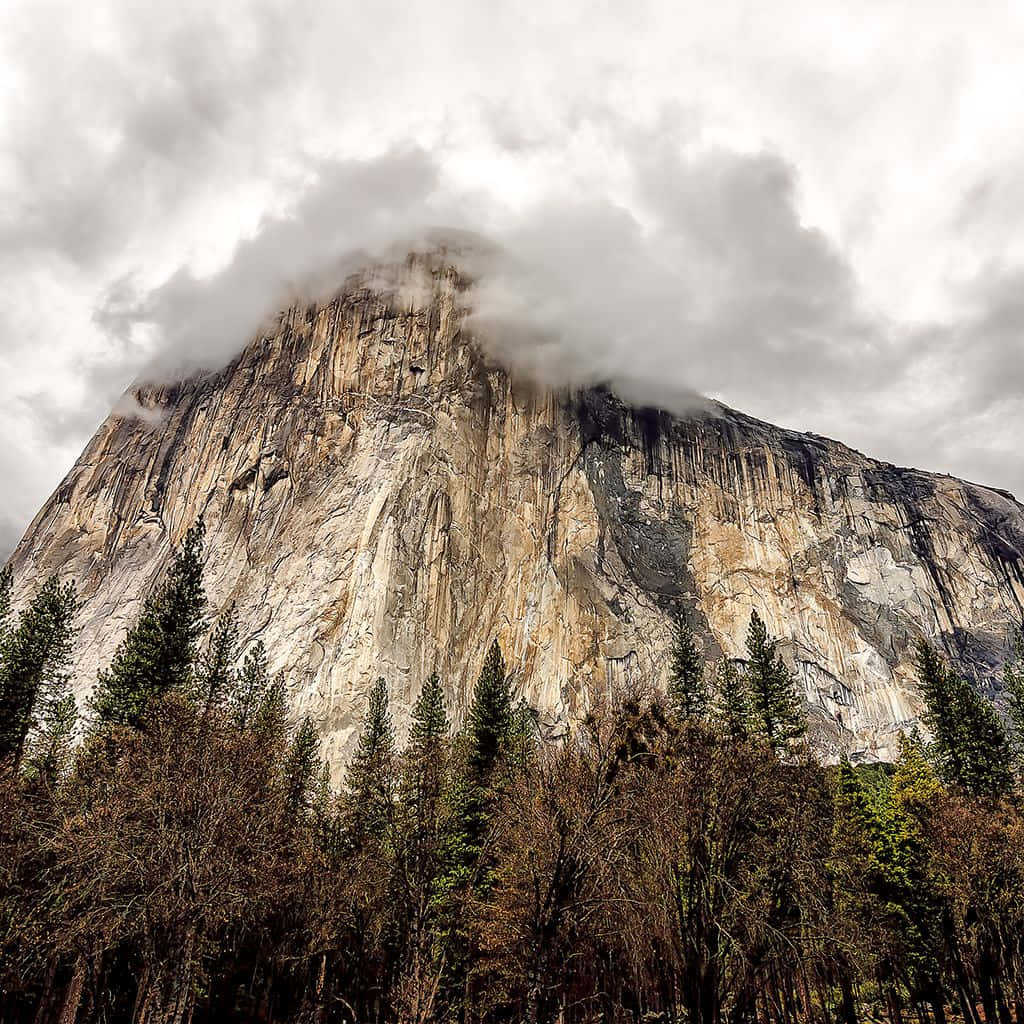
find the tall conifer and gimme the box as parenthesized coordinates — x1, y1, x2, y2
(283, 716, 322, 821)
(667, 607, 708, 720)
(0, 566, 12, 641)
(1003, 630, 1024, 763)
(199, 603, 239, 717)
(0, 573, 78, 767)
(744, 610, 805, 753)
(465, 639, 513, 786)
(712, 659, 750, 741)
(90, 519, 206, 729)
(344, 677, 397, 842)
(916, 640, 1012, 798)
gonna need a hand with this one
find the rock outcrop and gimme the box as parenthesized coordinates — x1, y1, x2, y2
(9, 257, 1024, 769)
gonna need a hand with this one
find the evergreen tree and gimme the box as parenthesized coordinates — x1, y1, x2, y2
(199, 603, 238, 717)
(0, 565, 12, 641)
(712, 659, 750, 741)
(22, 692, 78, 787)
(508, 695, 538, 770)
(744, 610, 806, 753)
(231, 640, 271, 732)
(90, 519, 206, 730)
(916, 640, 1012, 799)
(667, 607, 708, 720)
(402, 671, 451, 819)
(252, 672, 289, 749)
(430, 642, 516, 1014)
(1003, 629, 1024, 763)
(916, 640, 966, 781)
(398, 672, 452, 984)
(0, 573, 78, 767)
(408, 671, 449, 753)
(282, 716, 321, 821)
(465, 639, 513, 786)
(344, 677, 397, 842)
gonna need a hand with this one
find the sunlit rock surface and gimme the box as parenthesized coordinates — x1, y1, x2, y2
(10, 259, 1024, 770)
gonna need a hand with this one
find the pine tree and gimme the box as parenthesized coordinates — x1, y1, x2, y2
(916, 640, 1012, 799)
(344, 677, 397, 842)
(831, 761, 886, 883)
(711, 658, 750, 741)
(400, 672, 451, 849)
(0, 573, 78, 767)
(231, 641, 271, 732)
(916, 640, 966, 780)
(409, 671, 449, 754)
(744, 610, 805, 753)
(398, 673, 451, 959)
(199, 603, 238, 717)
(667, 607, 708, 720)
(465, 639, 513, 786)
(252, 672, 289, 749)
(90, 519, 206, 730)
(402, 671, 451, 820)
(22, 692, 78, 786)
(508, 695, 538, 770)
(0, 565, 12, 641)
(282, 716, 321, 821)
(1003, 629, 1024, 763)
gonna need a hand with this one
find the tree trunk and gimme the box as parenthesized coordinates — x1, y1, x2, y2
(168, 927, 197, 1024)
(33, 958, 58, 1024)
(838, 975, 858, 1024)
(57, 956, 85, 1024)
(944, 913, 982, 1024)
(978, 964, 998, 1024)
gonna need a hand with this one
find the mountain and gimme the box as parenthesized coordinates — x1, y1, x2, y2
(8, 255, 1024, 767)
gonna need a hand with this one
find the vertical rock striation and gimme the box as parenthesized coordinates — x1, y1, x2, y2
(9, 257, 1024, 768)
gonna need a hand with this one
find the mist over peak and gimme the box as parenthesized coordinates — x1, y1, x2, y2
(3, 0, 1024, 556)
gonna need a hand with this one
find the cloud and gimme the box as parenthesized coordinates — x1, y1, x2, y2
(4, 0, 1024, 561)
(96, 147, 460, 379)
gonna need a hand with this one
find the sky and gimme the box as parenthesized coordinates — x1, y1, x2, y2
(3, 0, 1024, 559)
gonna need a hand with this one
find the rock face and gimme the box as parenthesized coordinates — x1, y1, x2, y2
(9, 258, 1024, 769)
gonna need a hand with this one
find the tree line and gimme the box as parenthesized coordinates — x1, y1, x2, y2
(3, 522, 1024, 1024)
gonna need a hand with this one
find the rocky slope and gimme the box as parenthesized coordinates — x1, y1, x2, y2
(9, 257, 1024, 768)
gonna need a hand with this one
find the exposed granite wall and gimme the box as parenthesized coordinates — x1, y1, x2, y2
(10, 258, 1024, 770)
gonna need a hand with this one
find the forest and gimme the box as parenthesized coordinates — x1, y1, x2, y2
(3, 520, 1024, 1024)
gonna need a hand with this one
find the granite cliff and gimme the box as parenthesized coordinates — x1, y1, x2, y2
(9, 257, 1024, 768)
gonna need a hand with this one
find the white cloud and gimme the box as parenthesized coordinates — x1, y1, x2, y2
(3, 0, 1024, 559)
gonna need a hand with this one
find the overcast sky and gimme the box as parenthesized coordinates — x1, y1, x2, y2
(3, 0, 1024, 559)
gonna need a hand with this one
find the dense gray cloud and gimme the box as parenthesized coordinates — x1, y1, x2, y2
(3, 0, 1024, 562)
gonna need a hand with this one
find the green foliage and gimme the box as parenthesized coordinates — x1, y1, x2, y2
(891, 732, 942, 818)
(0, 573, 78, 767)
(198, 602, 238, 716)
(343, 677, 397, 842)
(711, 658, 750, 741)
(409, 671, 448, 753)
(507, 695, 537, 771)
(9, 532, 1024, 1024)
(1004, 629, 1024, 761)
(90, 519, 206, 730)
(22, 693, 78, 787)
(231, 640, 271, 732)
(465, 639, 513, 786)
(916, 640, 1012, 798)
(283, 715, 322, 821)
(667, 607, 708, 720)
(744, 610, 806, 752)
(0, 565, 12, 640)
(252, 671, 289, 749)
